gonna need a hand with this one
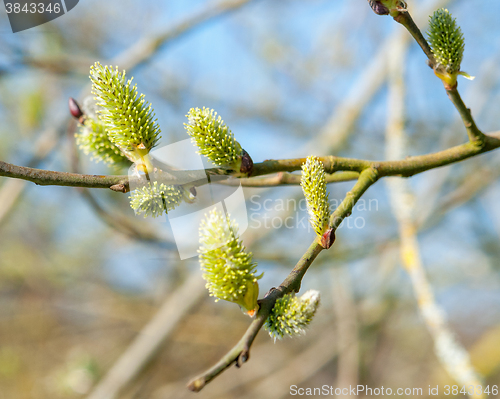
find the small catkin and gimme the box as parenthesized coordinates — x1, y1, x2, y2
(184, 107, 243, 168)
(130, 182, 184, 218)
(301, 156, 330, 237)
(428, 9, 465, 74)
(264, 290, 321, 341)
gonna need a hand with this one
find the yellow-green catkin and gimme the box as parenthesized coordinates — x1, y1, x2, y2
(264, 290, 320, 341)
(75, 116, 130, 167)
(90, 62, 161, 159)
(184, 107, 243, 170)
(130, 181, 184, 218)
(301, 156, 330, 237)
(198, 209, 262, 316)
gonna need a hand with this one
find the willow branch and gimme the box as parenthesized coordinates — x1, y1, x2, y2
(2, 132, 500, 190)
(187, 168, 379, 391)
(187, 240, 324, 392)
(0, 161, 129, 191)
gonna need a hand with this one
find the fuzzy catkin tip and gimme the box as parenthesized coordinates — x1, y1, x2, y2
(90, 62, 161, 155)
(428, 9, 465, 75)
(198, 209, 261, 315)
(264, 290, 320, 341)
(130, 181, 184, 218)
(184, 107, 243, 169)
(301, 156, 330, 238)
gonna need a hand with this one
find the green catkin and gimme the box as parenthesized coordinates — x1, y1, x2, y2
(428, 9, 465, 75)
(198, 209, 261, 315)
(264, 290, 320, 341)
(75, 117, 130, 166)
(301, 156, 330, 237)
(90, 62, 161, 154)
(130, 182, 184, 218)
(184, 107, 243, 169)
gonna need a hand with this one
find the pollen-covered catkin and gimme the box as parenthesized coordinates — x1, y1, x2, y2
(301, 156, 330, 237)
(264, 290, 320, 341)
(198, 209, 262, 315)
(184, 107, 243, 169)
(90, 62, 161, 154)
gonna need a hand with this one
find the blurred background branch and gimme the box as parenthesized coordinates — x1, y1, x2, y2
(385, 32, 484, 397)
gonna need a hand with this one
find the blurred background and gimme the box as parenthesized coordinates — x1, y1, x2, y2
(1, 0, 500, 398)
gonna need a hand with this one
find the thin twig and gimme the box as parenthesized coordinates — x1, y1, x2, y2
(0, 161, 129, 191)
(393, 10, 436, 68)
(216, 171, 360, 187)
(446, 88, 486, 145)
(391, 6, 486, 146)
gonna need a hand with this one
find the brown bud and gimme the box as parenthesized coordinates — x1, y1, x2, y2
(320, 228, 336, 249)
(368, 0, 389, 15)
(189, 186, 197, 197)
(239, 149, 254, 176)
(68, 97, 84, 119)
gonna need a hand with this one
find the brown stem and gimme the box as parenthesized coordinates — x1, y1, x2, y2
(0, 161, 129, 192)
